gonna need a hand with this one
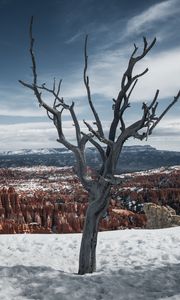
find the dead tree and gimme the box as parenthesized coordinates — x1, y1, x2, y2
(19, 17, 180, 275)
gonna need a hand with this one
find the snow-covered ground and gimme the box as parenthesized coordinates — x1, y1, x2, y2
(0, 228, 180, 300)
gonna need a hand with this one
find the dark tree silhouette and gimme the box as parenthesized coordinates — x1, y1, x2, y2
(19, 17, 180, 275)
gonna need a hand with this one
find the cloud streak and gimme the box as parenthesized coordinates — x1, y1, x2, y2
(126, 0, 180, 36)
(0, 120, 111, 150)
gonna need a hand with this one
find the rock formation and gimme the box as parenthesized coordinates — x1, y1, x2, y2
(0, 166, 179, 234)
(0, 187, 146, 234)
(144, 203, 180, 229)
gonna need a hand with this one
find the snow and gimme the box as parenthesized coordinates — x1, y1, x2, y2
(1, 166, 75, 192)
(10, 166, 72, 172)
(115, 165, 180, 179)
(122, 145, 156, 152)
(0, 145, 157, 156)
(0, 227, 180, 299)
(0, 148, 55, 156)
(0, 148, 71, 156)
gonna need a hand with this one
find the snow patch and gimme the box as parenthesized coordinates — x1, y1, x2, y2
(0, 228, 180, 299)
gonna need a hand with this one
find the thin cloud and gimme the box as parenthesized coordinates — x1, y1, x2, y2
(0, 122, 56, 150)
(126, 0, 180, 36)
(0, 84, 85, 118)
(0, 107, 45, 117)
(65, 32, 83, 44)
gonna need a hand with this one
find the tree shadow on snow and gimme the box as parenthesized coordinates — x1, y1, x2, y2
(0, 264, 180, 300)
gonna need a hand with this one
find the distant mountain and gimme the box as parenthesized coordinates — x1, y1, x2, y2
(0, 145, 156, 156)
(0, 145, 180, 173)
(0, 148, 71, 156)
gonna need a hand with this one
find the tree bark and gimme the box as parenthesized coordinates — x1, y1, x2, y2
(78, 184, 111, 275)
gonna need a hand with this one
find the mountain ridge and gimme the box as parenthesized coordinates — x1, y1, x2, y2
(0, 145, 180, 173)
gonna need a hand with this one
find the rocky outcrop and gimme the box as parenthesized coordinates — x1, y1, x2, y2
(144, 203, 180, 229)
(171, 215, 180, 226)
(105, 208, 146, 229)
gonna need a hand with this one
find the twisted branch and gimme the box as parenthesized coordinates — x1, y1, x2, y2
(84, 35, 104, 138)
(107, 37, 157, 156)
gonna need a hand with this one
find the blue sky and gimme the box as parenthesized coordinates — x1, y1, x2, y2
(0, 0, 179, 151)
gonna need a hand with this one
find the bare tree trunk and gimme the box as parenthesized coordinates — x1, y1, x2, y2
(78, 184, 111, 275)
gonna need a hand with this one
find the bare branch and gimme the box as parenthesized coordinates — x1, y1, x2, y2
(47, 110, 54, 121)
(149, 89, 159, 110)
(132, 67, 149, 81)
(84, 35, 104, 138)
(29, 16, 37, 86)
(69, 102, 81, 146)
(143, 36, 148, 53)
(131, 43, 138, 58)
(83, 120, 113, 146)
(107, 37, 156, 154)
(127, 79, 138, 100)
(53, 79, 62, 107)
(149, 90, 180, 135)
(19, 79, 58, 115)
(137, 37, 156, 60)
(80, 132, 106, 163)
(118, 80, 138, 132)
(57, 79, 62, 98)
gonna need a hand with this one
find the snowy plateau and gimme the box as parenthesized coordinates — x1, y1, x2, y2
(0, 228, 180, 300)
(0, 145, 180, 173)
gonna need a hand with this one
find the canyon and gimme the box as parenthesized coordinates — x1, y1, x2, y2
(0, 165, 179, 234)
